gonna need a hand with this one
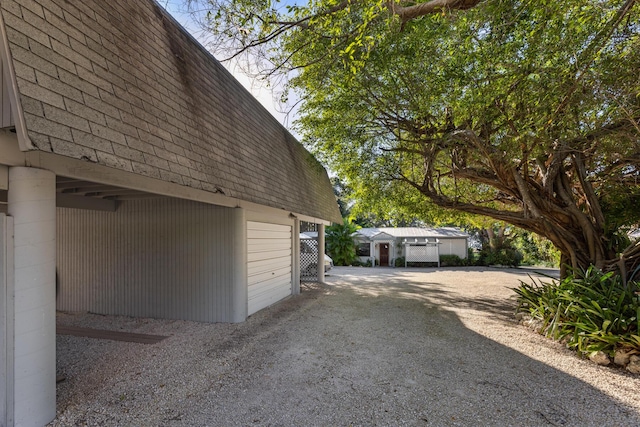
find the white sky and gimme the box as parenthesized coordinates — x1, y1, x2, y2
(159, 1, 294, 131)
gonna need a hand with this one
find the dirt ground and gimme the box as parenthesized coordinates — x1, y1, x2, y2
(51, 266, 640, 426)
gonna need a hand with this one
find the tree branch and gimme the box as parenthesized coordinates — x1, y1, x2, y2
(388, 0, 485, 23)
(546, 0, 638, 126)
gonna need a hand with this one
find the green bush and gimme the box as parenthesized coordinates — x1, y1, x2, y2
(512, 231, 560, 267)
(326, 219, 358, 266)
(353, 259, 373, 267)
(406, 261, 439, 267)
(478, 247, 523, 267)
(514, 267, 640, 357)
(440, 255, 463, 266)
(394, 257, 405, 267)
(467, 248, 477, 265)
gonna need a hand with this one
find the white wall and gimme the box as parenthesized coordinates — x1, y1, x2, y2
(56, 197, 242, 323)
(439, 239, 468, 259)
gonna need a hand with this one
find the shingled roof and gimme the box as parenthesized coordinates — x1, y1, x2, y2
(0, 0, 341, 223)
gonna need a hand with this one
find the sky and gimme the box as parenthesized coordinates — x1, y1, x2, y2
(158, 0, 295, 131)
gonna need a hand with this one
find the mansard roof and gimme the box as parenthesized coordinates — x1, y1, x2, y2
(0, 0, 341, 223)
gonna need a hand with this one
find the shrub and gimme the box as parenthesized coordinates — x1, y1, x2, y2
(512, 231, 560, 267)
(394, 257, 405, 267)
(440, 254, 463, 266)
(353, 259, 373, 267)
(514, 266, 640, 357)
(406, 261, 439, 267)
(478, 247, 523, 267)
(326, 219, 358, 266)
(467, 248, 477, 265)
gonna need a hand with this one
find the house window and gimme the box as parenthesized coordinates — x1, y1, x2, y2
(356, 243, 371, 256)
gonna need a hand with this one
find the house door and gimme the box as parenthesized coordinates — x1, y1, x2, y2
(380, 244, 389, 266)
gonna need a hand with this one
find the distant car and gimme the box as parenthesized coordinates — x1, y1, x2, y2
(300, 234, 333, 274)
(323, 254, 334, 272)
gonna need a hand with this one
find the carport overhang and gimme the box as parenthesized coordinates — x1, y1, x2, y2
(0, 132, 330, 225)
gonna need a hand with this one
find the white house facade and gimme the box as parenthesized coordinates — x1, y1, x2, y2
(355, 227, 470, 267)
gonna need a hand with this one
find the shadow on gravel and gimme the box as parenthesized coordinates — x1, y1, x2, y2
(52, 267, 640, 427)
(281, 266, 640, 427)
(329, 266, 540, 321)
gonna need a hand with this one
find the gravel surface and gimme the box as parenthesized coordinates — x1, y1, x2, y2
(50, 266, 640, 426)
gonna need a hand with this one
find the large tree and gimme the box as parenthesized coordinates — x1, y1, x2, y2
(189, 0, 640, 277)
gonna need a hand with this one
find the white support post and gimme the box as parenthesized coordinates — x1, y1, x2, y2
(1, 214, 15, 426)
(7, 167, 56, 427)
(405, 243, 409, 268)
(229, 207, 247, 323)
(317, 224, 325, 282)
(390, 242, 395, 268)
(292, 219, 300, 295)
(370, 242, 375, 267)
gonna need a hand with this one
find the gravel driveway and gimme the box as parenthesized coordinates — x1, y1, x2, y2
(51, 266, 640, 426)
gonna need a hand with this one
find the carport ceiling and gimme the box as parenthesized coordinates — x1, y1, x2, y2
(55, 176, 165, 212)
(0, 176, 164, 213)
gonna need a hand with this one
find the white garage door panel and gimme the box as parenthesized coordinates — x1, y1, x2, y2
(247, 250, 292, 264)
(248, 222, 291, 232)
(247, 256, 291, 274)
(249, 286, 292, 315)
(247, 221, 292, 316)
(249, 240, 291, 253)
(249, 273, 291, 297)
(249, 266, 292, 284)
(247, 223, 291, 237)
(247, 229, 292, 240)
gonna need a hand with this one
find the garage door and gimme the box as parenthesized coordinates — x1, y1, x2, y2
(247, 221, 292, 315)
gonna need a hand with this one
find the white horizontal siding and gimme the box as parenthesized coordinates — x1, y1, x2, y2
(56, 198, 238, 322)
(248, 258, 291, 278)
(247, 221, 291, 315)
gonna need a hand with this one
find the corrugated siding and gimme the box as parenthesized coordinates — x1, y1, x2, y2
(247, 221, 291, 315)
(0, 58, 15, 129)
(56, 198, 237, 323)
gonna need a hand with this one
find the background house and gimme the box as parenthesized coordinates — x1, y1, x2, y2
(355, 227, 469, 267)
(0, 0, 340, 425)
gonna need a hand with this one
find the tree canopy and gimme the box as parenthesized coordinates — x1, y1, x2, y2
(189, 0, 640, 276)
